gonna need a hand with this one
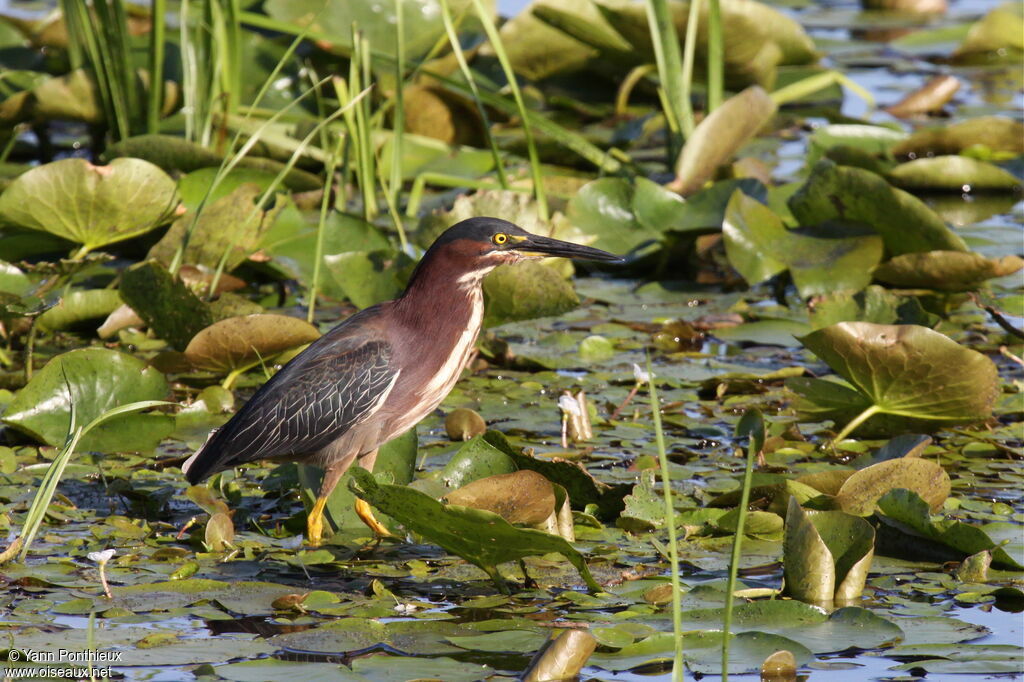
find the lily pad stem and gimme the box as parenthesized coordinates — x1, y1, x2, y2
(832, 405, 882, 445)
(721, 421, 758, 679)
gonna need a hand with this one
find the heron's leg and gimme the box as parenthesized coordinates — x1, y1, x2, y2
(306, 462, 346, 547)
(353, 449, 392, 538)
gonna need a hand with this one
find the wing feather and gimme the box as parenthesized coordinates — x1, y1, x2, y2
(184, 326, 396, 483)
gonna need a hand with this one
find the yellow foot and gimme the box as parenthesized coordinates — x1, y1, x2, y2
(306, 495, 328, 547)
(355, 498, 392, 538)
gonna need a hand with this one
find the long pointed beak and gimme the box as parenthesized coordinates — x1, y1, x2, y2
(513, 234, 624, 263)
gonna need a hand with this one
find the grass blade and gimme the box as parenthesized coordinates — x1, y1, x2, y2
(468, 0, 548, 221)
(706, 0, 723, 112)
(645, 0, 689, 157)
(647, 356, 683, 682)
(148, 0, 167, 133)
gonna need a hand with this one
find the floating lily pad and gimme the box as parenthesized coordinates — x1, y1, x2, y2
(784, 497, 875, 604)
(35, 288, 121, 332)
(325, 250, 414, 310)
(793, 322, 999, 437)
(892, 117, 1024, 157)
(809, 286, 938, 330)
(348, 467, 600, 593)
(617, 470, 663, 532)
(789, 160, 968, 256)
(183, 314, 321, 374)
(874, 251, 1024, 291)
(0, 158, 179, 252)
(149, 183, 284, 271)
(1, 347, 171, 452)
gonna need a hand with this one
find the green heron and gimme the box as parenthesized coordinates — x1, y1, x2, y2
(182, 217, 622, 545)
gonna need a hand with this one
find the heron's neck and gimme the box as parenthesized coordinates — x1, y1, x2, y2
(395, 254, 490, 332)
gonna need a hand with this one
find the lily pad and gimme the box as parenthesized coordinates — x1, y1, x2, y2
(0, 158, 179, 252)
(788, 160, 968, 256)
(183, 314, 321, 374)
(794, 322, 999, 437)
(149, 183, 284, 271)
(784, 497, 875, 604)
(670, 86, 777, 196)
(888, 156, 1021, 192)
(1, 347, 171, 451)
(874, 251, 1024, 291)
(723, 190, 884, 296)
(877, 489, 1024, 570)
(348, 467, 600, 593)
(35, 288, 122, 332)
(892, 117, 1024, 157)
(483, 260, 580, 327)
(834, 456, 950, 516)
(808, 286, 938, 330)
(325, 250, 415, 310)
(441, 434, 518, 490)
(568, 177, 685, 253)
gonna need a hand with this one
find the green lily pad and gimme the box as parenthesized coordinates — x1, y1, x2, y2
(723, 190, 884, 296)
(877, 489, 1024, 570)
(483, 260, 580, 328)
(0, 158, 179, 252)
(440, 434, 518, 490)
(589, 629, 813, 674)
(808, 286, 938, 330)
(120, 260, 215, 351)
(567, 177, 685, 253)
(874, 251, 1024, 292)
(348, 467, 600, 593)
(788, 160, 968, 256)
(794, 322, 999, 437)
(0, 260, 31, 296)
(808, 124, 907, 165)
(325, 250, 415, 310)
(784, 497, 875, 604)
(892, 117, 1024, 157)
(183, 314, 321, 374)
(616, 470, 663, 532)
(1, 347, 171, 452)
(671, 86, 777, 196)
(888, 644, 1024, 674)
(953, 1, 1024, 62)
(888, 156, 1021, 192)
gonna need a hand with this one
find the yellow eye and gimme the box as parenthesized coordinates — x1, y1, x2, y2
(493, 233, 508, 245)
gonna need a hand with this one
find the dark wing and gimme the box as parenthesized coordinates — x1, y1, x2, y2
(183, 323, 396, 483)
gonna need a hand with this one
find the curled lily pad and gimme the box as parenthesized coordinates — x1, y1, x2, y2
(445, 407, 487, 441)
(523, 630, 598, 682)
(1, 347, 171, 451)
(670, 86, 777, 196)
(183, 314, 321, 374)
(348, 467, 600, 594)
(0, 158, 179, 253)
(794, 322, 999, 439)
(874, 251, 1024, 291)
(784, 497, 875, 604)
(952, 1, 1024, 63)
(888, 156, 1021, 192)
(35, 288, 122, 332)
(441, 434, 518, 489)
(788, 160, 968, 256)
